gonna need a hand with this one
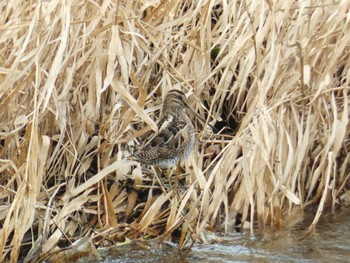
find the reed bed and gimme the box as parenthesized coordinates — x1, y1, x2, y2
(0, 0, 349, 262)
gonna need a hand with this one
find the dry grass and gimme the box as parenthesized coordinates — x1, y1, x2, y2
(0, 0, 349, 262)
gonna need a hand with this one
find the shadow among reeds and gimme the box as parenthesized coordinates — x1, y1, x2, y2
(0, 0, 349, 262)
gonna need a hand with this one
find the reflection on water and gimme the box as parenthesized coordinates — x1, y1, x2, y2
(100, 208, 350, 263)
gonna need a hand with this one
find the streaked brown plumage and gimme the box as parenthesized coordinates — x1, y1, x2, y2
(132, 90, 195, 168)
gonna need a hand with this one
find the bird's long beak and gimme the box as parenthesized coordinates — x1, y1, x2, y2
(185, 103, 217, 133)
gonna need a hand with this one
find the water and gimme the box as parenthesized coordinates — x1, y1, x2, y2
(99, 208, 350, 263)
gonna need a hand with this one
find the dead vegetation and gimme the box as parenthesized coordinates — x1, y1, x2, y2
(0, 0, 349, 262)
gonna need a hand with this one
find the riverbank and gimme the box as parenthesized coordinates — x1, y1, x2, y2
(0, 1, 349, 262)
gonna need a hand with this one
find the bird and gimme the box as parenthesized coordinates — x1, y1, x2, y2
(131, 89, 197, 169)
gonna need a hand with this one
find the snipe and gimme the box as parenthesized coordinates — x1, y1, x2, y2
(132, 90, 197, 168)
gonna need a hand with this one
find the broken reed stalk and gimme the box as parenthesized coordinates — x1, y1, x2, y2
(0, 0, 349, 262)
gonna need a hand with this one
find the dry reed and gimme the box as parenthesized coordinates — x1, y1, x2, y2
(0, 0, 349, 262)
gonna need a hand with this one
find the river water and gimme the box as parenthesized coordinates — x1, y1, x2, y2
(100, 207, 350, 262)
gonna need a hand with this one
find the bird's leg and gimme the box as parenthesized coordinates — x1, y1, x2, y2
(152, 166, 167, 192)
(174, 164, 180, 195)
(167, 167, 174, 190)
